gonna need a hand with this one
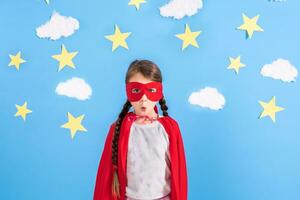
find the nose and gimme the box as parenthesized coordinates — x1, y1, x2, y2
(140, 94, 148, 102)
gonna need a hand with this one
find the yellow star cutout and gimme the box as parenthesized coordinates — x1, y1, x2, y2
(175, 24, 201, 50)
(128, 0, 146, 10)
(105, 25, 131, 51)
(8, 51, 26, 71)
(237, 13, 264, 39)
(259, 96, 284, 123)
(61, 112, 87, 139)
(15, 101, 32, 121)
(228, 56, 246, 74)
(52, 44, 78, 71)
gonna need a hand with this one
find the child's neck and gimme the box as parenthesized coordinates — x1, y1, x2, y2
(133, 110, 159, 124)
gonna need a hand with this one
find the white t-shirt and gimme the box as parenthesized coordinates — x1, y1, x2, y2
(125, 120, 171, 200)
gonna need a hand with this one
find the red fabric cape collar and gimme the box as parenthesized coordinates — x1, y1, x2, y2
(93, 111, 188, 200)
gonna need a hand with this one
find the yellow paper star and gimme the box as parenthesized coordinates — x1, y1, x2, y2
(128, 0, 146, 10)
(228, 56, 246, 74)
(237, 13, 264, 39)
(8, 51, 26, 71)
(259, 96, 284, 123)
(52, 44, 78, 71)
(175, 24, 201, 50)
(61, 112, 87, 139)
(15, 101, 32, 121)
(105, 25, 131, 51)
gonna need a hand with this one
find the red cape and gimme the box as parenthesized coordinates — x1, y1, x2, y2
(93, 111, 188, 200)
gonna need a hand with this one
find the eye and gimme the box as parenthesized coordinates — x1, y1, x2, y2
(132, 88, 140, 93)
(148, 88, 157, 93)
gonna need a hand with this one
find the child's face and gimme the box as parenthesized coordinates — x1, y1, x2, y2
(127, 73, 159, 117)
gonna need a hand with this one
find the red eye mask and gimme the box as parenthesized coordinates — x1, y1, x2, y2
(126, 82, 163, 102)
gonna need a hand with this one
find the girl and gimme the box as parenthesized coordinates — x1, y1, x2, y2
(93, 60, 188, 200)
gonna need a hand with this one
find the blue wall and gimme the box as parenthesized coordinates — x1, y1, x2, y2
(0, 0, 300, 199)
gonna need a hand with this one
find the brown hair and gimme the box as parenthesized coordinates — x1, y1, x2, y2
(111, 59, 169, 198)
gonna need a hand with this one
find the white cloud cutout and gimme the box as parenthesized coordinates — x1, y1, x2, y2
(188, 87, 225, 110)
(159, 0, 203, 20)
(36, 11, 79, 40)
(260, 58, 298, 83)
(55, 77, 92, 100)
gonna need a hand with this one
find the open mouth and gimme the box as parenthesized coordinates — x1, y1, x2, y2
(141, 106, 146, 111)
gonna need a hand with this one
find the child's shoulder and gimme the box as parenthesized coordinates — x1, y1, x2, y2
(159, 114, 180, 128)
(108, 121, 117, 130)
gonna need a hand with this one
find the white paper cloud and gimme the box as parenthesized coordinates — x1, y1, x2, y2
(260, 58, 298, 83)
(36, 11, 79, 40)
(188, 87, 225, 110)
(159, 0, 203, 20)
(56, 77, 92, 100)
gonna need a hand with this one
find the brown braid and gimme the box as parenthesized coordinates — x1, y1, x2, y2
(159, 96, 169, 117)
(111, 100, 131, 198)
